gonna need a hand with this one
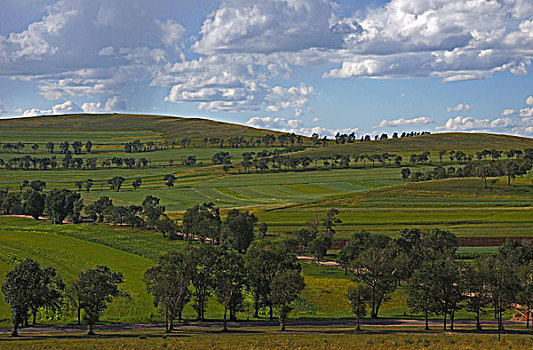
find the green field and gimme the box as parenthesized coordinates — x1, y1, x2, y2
(0, 114, 532, 331)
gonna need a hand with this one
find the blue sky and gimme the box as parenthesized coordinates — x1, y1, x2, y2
(0, 0, 532, 137)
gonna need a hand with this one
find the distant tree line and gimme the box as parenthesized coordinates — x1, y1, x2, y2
(0, 141, 93, 154)
(402, 157, 533, 187)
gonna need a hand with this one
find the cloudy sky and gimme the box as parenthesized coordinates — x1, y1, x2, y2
(0, 0, 532, 137)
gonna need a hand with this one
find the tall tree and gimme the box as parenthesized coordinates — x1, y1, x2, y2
(185, 244, 219, 321)
(23, 189, 46, 220)
(270, 269, 305, 331)
(44, 189, 81, 224)
(221, 209, 258, 253)
(108, 176, 125, 192)
(86, 196, 113, 222)
(214, 249, 246, 331)
(144, 252, 191, 332)
(347, 284, 371, 331)
(77, 265, 126, 335)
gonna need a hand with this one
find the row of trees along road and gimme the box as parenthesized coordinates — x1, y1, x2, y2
(339, 229, 533, 336)
(145, 242, 304, 332)
(2, 259, 125, 336)
(1, 242, 304, 335)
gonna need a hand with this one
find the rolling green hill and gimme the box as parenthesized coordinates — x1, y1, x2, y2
(293, 132, 533, 157)
(0, 113, 289, 144)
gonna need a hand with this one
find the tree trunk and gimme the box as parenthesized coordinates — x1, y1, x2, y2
(77, 305, 81, 325)
(223, 307, 228, 332)
(269, 304, 273, 321)
(87, 323, 94, 335)
(425, 310, 429, 330)
(450, 309, 455, 331)
(356, 316, 361, 331)
(11, 322, 18, 337)
(527, 309, 530, 329)
(476, 308, 481, 330)
(280, 316, 286, 331)
(169, 315, 174, 332)
(371, 287, 376, 318)
(254, 295, 259, 318)
(165, 308, 169, 333)
(32, 310, 37, 325)
(443, 311, 447, 331)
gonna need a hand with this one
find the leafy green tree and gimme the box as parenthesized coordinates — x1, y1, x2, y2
(164, 174, 176, 188)
(23, 189, 46, 220)
(85, 196, 113, 222)
(154, 215, 178, 239)
(401, 168, 411, 181)
(407, 262, 436, 330)
(258, 222, 268, 239)
(132, 178, 142, 191)
(214, 249, 246, 331)
(182, 202, 221, 243)
(1, 259, 63, 336)
(309, 233, 329, 263)
(338, 231, 372, 274)
(44, 189, 81, 224)
(351, 246, 399, 318)
(144, 252, 191, 332)
(108, 176, 125, 192)
(517, 261, 533, 328)
(271, 269, 305, 331)
(428, 256, 463, 331)
(85, 140, 93, 153)
(77, 265, 126, 335)
(464, 259, 492, 330)
(29, 180, 46, 191)
(142, 195, 165, 229)
(185, 244, 219, 321)
(85, 179, 93, 193)
(45, 142, 54, 153)
(347, 284, 371, 330)
(222, 209, 258, 252)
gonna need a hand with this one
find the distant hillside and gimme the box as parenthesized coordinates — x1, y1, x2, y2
(294, 132, 533, 157)
(0, 113, 289, 142)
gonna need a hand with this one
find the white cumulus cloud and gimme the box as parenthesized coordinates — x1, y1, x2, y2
(377, 116, 432, 128)
(501, 109, 516, 116)
(447, 104, 472, 112)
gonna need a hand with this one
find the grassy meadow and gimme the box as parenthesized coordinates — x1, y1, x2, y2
(0, 114, 532, 332)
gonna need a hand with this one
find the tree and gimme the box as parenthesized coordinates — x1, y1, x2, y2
(144, 252, 191, 332)
(29, 180, 46, 192)
(517, 261, 533, 328)
(1, 259, 63, 336)
(142, 195, 165, 229)
(23, 189, 46, 220)
(182, 202, 221, 243)
(401, 168, 411, 181)
(164, 174, 176, 188)
(86, 196, 113, 222)
(185, 245, 219, 321)
(464, 259, 492, 330)
(407, 262, 436, 330)
(347, 284, 371, 330)
(108, 176, 125, 192)
(270, 269, 305, 331)
(132, 178, 142, 191)
(85, 140, 93, 153)
(77, 265, 126, 334)
(44, 189, 81, 224)
(85, 179, 93, 193)
(309, 233, 329, 263)
(258, 222, 268, 238)
(214, 249, 246, 331)
(351, 246, 399, 318)
(337, 231, 372, 274)
(222, 209, 258, 252)
(45, 142, 54, 153)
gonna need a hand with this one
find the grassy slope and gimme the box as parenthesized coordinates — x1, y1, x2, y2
(0, 113, 289, 143)
(296, 132, 533, 156)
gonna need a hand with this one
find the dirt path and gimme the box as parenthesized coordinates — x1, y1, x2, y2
(0, 318, 525, 335)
